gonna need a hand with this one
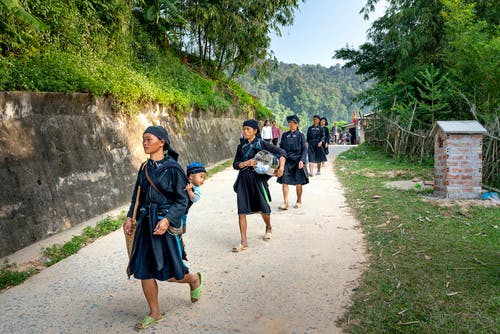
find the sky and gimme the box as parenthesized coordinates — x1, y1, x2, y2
(270, 0, 389, 67)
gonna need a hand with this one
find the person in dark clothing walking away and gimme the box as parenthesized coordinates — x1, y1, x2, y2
(123, 126, 202, 331)
(320, 117, 330, 166)
(277, 115, 309, 210)
(306, 115, 327, 176)
(232, 119, 286, 252)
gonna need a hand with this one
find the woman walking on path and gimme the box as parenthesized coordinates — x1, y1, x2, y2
(320, 117, 330, 166)
(232, 119, 286, 252)
(306, 115, 327, 176)
(332, 123, 339, 145)
(271, 120, 281, 145)
(123, 125, 202, 331)
(277, 115, 309, 210)
(261, 120, 273, 143)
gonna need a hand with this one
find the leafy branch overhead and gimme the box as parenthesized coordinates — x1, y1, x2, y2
(0, 0, 302, 117)
(336, 0, 498, 124)
(0, 0, 47, 31)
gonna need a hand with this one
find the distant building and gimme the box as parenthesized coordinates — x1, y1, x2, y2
(341, 111, 376, 144)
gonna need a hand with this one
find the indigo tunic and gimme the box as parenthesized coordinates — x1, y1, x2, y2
(322, 126, 330, 155)
(127, 157, 189, 281)
(233, 138, 286, 214)
(277, 129, 309, 186)
(306, 125, 327, 163)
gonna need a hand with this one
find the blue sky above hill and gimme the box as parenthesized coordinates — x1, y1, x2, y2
(270, 0, 388, 67)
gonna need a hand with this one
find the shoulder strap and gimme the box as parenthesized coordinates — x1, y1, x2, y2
(144, 159, 188, 196)
(144, 162, 162, 194)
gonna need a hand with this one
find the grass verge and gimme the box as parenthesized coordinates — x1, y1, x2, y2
(335, 144, 499, 334)
(0, 214, 124, 291)
(206, 159, 233, 179)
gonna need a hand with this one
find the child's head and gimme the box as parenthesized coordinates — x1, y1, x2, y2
(187, 162, 207, 186)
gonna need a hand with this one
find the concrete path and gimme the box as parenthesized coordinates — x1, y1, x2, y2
(0, 145, 365, 334)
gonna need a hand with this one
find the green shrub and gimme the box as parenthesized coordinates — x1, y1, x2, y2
(0, 269, 37, 290)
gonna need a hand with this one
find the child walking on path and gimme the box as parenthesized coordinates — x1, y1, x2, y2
(232, 119, 286, 252)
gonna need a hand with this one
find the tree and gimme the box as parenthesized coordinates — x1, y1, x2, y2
(178, 0, 302, 78)
(133, 0, 187, 51)
(0, 0, 47, 31)
(336, 0, 445, 84)
(441, 0, 499, 121)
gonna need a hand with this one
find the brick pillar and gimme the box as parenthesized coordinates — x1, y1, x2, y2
(433, 121, 486, 199)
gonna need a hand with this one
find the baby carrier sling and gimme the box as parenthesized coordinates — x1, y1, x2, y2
(144, 159, 187, 235)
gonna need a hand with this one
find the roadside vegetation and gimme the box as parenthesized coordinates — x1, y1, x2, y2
(335, 145, 499, 333)
(335, 0, 499, 188)
(0, 0, 291, 118)
(0, 215, 124, 291)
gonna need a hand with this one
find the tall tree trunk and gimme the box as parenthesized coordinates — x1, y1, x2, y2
(198, 25, 203, 66)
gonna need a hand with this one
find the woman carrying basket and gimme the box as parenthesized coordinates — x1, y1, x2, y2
(123, 125, 202, 331)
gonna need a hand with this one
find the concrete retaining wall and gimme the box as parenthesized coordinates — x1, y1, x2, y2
(0, 92, 244, 257)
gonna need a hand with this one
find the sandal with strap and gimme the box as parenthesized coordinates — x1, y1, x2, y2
(190, 272, 203, 303)
(278, 204, 289, 210)
(293, 203, 302, 208)
(135, 315, 163, 331)
(263, 231, 273, 241)
(232, 243, 248, 252)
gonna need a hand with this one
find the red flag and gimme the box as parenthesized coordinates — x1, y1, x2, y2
(352, 111, 357, 124)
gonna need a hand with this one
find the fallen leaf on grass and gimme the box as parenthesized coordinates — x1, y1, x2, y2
(392, 250, 402, 256)
(424, 255, 432, 261)
(372, 195, 381, 199)
(397, 321, 420, 325)
(446, 291, 462, 296)
(397, 309, 407, 315)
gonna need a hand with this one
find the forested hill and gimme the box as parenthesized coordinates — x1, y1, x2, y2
(237, 63, 371, 127)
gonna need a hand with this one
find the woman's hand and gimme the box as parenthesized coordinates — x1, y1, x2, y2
(298, 161, 304, 169)
(239, 159, 256, 169)
(153, 218, 170, 235)
(123, 217, 133, 236)
(317, 141, 323, 147)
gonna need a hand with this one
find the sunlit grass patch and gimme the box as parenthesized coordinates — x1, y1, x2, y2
(336, 144, 500, 334)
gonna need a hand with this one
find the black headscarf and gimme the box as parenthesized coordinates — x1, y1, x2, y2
(286, 115, 300, 124)
(243, 119, 259, 130)
(143, 125, 179, 161)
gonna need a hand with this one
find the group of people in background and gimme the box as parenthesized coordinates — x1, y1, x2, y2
(122, 114, 344, 330)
